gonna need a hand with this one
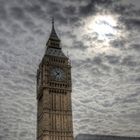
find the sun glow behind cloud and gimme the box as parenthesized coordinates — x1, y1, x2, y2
(80, 14, 125, 54)
(86, 14, 119, 42)
(90, 15, 117, 39)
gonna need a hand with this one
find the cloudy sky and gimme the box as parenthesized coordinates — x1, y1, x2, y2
(0, 0, 140, 140)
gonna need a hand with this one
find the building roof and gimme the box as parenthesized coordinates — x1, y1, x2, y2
(75, 134, 140, 140)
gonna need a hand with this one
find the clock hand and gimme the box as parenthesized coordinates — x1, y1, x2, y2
(56, 71, 59, 75)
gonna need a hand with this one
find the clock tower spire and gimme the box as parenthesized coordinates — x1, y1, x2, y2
(46, 18, 61, 49)
(37, 21, 74, 140)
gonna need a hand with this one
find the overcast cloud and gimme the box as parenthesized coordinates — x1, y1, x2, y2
(0, 0, 140, 140)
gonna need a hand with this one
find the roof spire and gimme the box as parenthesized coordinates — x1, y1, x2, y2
(46, 18, 61, 48)
(52, 17, 54, 28)
(49, 17, 60, 41)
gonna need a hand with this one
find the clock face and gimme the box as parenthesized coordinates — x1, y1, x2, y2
(51, 67, 65, 81)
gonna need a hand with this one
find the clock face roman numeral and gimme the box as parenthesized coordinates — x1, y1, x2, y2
(51, 67, 65, 81)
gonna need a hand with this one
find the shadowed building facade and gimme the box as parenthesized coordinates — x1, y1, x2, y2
(36, 20, 74, 140)
(75, 134, 140, 140)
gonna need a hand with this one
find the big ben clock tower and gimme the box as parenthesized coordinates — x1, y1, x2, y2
(36, 19, 74, 140)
